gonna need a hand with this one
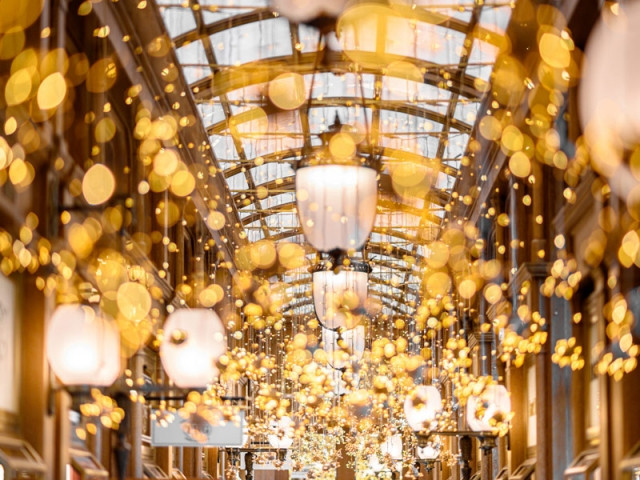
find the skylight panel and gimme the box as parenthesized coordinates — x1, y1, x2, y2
(176, 40, 210, 84)
(228, 172, 250, 190)
(160, 7, 197, 38)
(261, 192, 295, 209)
(251, 162, 295, 185)
(443, 131, 469, 159)
(297, 24, 322, 53)
(210, 134, 239, 160)
(197, 102, 227, 128)
(209, 17, 293, 66)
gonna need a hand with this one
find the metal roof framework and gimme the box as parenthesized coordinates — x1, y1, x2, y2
(155, 0, 512, 318)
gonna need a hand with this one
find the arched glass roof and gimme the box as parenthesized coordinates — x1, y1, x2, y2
(156, 0, 512, 315)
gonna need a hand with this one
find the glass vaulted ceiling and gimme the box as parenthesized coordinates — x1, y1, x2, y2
(156, 0, 512, 319)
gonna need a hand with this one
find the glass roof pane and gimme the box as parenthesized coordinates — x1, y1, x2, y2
(244, 220, 265, 242)
(467, 40, 500, 81)
(298, 24, 321, 53)
(251, 162, 295, 185)
(265, 212, 299, 230)
(261, 192, 295, 209)
(210, 134, 239, 160)
(310, 72, 375, 100)
(375, 211, 422, 228)
(228, 172, 249, 190)
(160, 7, 197, 38)
(381, 79, 451, 115)
(444, 131, 469, 159)
(479, 5, 512, 34)
(197, 101, 227, 128)
(414, 23, 466, 65)
(308, 106, 372, 134)
(209, 17, 292, 66)
(176, 40, 210, 84)
(454, 99, 480, 124)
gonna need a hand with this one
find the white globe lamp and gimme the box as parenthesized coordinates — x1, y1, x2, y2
(268, 416, 295, 449)
(322, 325, 365, 369)
(312, 263, 369, 330)
(404, 385, 442, 432)
(466, 384, 511, 433)
(160, 309, 227, 389)
(46, 304, 121, 387)
(296, 164, 377, 253)
(381, 434, 403, 461)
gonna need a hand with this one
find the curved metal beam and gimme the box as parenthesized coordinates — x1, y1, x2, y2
(220, 146, 460, 179)
(191, 50, 483, 101)
(208, 97, 472, 135)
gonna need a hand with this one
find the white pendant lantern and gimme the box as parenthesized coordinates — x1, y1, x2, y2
(267, 416, 295, 449)
(417, 442, 440, 461)
(296, 164, 377, 253)
(381, 434, 403, 461)
(580, 1, 640, 164)
(322, 325, 365, 369)
(404, 385, 442, 432)
(466, 384, 511, 433)
(270, 0, 348, 24)
(46, 304, 121, 387)
(312, 263, 369, 330)
(368, 454, 384, 473)
(160, 308, 227, 389)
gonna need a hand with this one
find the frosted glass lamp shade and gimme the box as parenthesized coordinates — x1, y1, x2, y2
(268, 416, 295, 449)
(368, 455, 384, 473)
(160, 309, 227, 389)
(312, 266, 369, 330)
(271, 0, 348, 23)
(46, 304, 120, 387)
(381, 434, 403, 461)
(322, 325, 365, 369)
(417, 442, 440, 461)
(404, 385, 442, 431)
(466, 384, 511, 433)
(580, 2, 640, 156)
(296, 164, 377, 253)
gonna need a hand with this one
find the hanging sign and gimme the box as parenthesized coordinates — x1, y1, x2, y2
(151, 410, 245, 447)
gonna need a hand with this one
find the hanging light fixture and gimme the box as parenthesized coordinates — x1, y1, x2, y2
(381, 434, 403, 461)
(296, 164, 377, 253)
(368, 454, 385, 473)
(160, 309, 227, 389)
(466, 384, 512, 434)
(295, 111, 379, 255)
(322, 324, 366, 369)
(267, 416, 295, 449)
(46, 304, 121, 387)
(404, 385, 442, 432)
(416, 441, 440, 461)
(312, 261, 370, 330)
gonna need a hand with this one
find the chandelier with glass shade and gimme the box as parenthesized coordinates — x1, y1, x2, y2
(296, 116, 378, 256)
(312, 260, 370, 331)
